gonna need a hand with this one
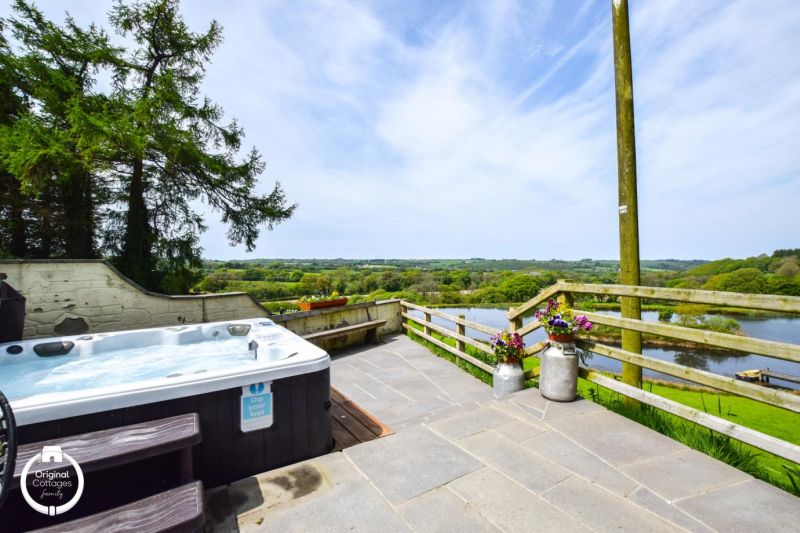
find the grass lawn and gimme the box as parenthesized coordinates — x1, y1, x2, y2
(626, 380, 800, 485)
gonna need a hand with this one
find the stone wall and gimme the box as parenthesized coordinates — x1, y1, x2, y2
(0, 260, 268, 339)
(271, 300, 402, 351)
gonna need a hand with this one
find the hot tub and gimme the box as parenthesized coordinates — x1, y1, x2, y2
(0, 318, 333, 487)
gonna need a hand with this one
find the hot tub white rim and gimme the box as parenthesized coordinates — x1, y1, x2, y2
(2, 318, 331, 426)
(10, 351, 330, 426)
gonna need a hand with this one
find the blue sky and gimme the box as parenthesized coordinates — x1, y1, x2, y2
(4, 1, 799, 260)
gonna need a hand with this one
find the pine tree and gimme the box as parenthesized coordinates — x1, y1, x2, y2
(0, 22, 27, 258)
(0, 0, 295, 292)
(105, 0, 295, 291)
(0, 0, 116, 258)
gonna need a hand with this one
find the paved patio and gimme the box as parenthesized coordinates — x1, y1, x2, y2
(206, 334, 800, 532)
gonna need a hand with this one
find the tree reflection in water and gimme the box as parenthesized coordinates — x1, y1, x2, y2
(673, 349, 750, 373)
(674, 351, 710, 371)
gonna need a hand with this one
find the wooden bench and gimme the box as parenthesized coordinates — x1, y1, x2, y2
(13, 413, 201, 488)
(303, 319, 387, 346)
(34, 481, 204, 533)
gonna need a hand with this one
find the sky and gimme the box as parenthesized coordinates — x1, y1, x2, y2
(2, 0, 799, 261)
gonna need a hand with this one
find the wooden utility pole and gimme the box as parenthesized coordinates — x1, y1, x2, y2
(611, 0, 643, 391)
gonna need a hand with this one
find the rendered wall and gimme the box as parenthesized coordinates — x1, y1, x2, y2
(0, 260, 268, 339)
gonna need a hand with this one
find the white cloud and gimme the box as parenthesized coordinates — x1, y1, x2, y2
(2, 0, 798, 260)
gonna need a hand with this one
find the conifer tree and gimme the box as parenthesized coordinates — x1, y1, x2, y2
(104, 0, 294, 291)
(0, 0, 295, 292)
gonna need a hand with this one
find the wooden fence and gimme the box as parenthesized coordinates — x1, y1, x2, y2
(401, 283, 800, 464)
(400, 301, 495, 374)
(507, 282, 800, 464)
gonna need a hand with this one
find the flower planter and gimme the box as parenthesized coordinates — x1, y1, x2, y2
(298, 297, 348, 312)
(540, 340, 578, 402)
(548, 333, 575, 343)
(493, 359, 524, 399)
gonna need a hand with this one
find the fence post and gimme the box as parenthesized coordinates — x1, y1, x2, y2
(556, 279, 574, 310)
(457, 314, 466, 353)
(509, 307, 522, 333)
(612, 0, 643, 398)
(424, 311, 432, 336)
(400, 302, 407, 332)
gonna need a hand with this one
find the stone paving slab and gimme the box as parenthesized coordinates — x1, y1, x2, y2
(331, 337, 493, 421)
(432, 374, 492, 405)
(542, 395, 605, 419)
(252, 478, 410, 532)
(676, 479, 800, 532)
(457, 431, 572, 493)
(448, 467, 591, 533)
(398, 487, 500, 533)
(491, 418, 547, 442)
(541, 476, 679, 532)
(620, 448, 752, 501)
(368, 396, 459, 428)
(545, 409, 685, 466)
(389, 375, 452, 401)
(626, 487, 715, 533)
(485, 397, 549, 425)
(522, 430, 638, 497)
(208, 335, 800, 532)
(427, 405, 513, 441)
(507, 386, 549, 415)
(370, 364, 434, 384)
(344, 424, 484, 504)
(207, 452, 409, 532)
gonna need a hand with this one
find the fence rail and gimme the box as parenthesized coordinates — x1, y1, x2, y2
(399, 303, 494, 373)
(577, 340, 800, 413)
(400, 301, 497, 336)
(581, 310, 800, 363)
(579, 368, 800, 464)
(559, 282, 800, 314)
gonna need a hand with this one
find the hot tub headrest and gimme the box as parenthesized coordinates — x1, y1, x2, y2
(33, 341, 75, 357)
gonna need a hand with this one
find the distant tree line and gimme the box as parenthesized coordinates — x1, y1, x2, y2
(196, 250, 800, 306)
(0, 0, 294, 293)
(665, 250, 800, 296)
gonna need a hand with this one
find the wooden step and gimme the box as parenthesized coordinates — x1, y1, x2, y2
(33, 481, 204, 533)
(330, 387, 392, 451)
(14, 413, 200, 488)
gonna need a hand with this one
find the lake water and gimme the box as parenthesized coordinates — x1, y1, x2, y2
(409, 307, 800, 390)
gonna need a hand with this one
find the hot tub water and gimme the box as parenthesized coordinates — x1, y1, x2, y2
(0, 318, 328, 426)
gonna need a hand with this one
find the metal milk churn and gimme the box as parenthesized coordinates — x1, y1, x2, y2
(540, 340, 578, 402)
(493, 361, 524, 399)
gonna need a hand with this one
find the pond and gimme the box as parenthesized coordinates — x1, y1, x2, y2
(408, 307, 800, 390)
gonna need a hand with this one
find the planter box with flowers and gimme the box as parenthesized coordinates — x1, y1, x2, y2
(298, 292, 348, 312)
(534, 299, 592, 402)
(489, 331, 526, 399)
